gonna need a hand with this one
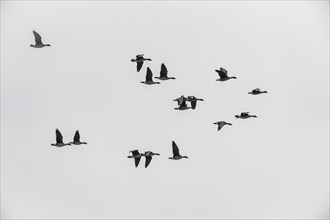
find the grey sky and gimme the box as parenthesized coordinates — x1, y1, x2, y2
(1, 1, 329, 219)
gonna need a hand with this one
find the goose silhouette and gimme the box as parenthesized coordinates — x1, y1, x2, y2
(213, 121, 232, 131)
(128, 150, 143, 167)
(30, 30, 51, 48)
(248, 88, 268, 95)
(51, 129, 71, 147)
(142, 151, 160, 168)
(187, 96, 204, 110)
(141, 68, 160, 85)
(215, 67, 237, 81)
(155, 63, 176, 80)
(70, 130, 87, 145)
(235, 112, 257, 119)
(169, 141, 188, 160)
(131, 54, 151, 72)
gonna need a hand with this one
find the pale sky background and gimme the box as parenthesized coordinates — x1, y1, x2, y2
(1, 1, 329, 219)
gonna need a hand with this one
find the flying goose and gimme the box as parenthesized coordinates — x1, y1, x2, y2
(173, 95, 187, 106)
(131, 54, 152, 72)
(128, 150, 143, 167)
(248, 88, 268, 95)
(155, 63, 176, 80)
(142, 151, 160, 168)
(70, 130, 87, 145)
(215, 67, 237, 81)
(51, 129, 71, 147)
(213, 121, 232, 131)
(169, 141, 188, 160)
(187, 96, 204, 110)
(141, 67, 160, 85)
(174, 100, 192, 110)
(235, 112, 257, 119)
(30, 30, 51, 48)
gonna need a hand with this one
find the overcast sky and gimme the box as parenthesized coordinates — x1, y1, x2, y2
(1, 1, 329, 219)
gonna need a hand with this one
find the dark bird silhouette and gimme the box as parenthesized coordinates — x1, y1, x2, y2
(213, 121, 232, 131)
(70, 130, 87, 145)
(174, 100, 192, 110)
(169, 141, 188, 160)
(235, 112, 257, 119)
(131, 54, 152, 72)
(155, 63, 176, 80)
(215, 67, 237, 81)
(173, 95, 187, 106)
(248, 88, 268, 95)
(187, 96, 204, 110)
(128, 150, 143, 167)
(142, 151, 160, 168)
(141, 67, 160, 85)
(51, 129, 71, 147)
(30, 30, 51, 48)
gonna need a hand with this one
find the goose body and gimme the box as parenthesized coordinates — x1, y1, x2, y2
(142, 151, 160, 168)
(235, 112, 257, 119)
(141, 68, 160, 85)
(169, 141, 188, 160)
(131, 54, 152, 72)
(187, 96, 204, 110)
(248, 88, 268, 95)
(51, 129, 71, 147)
(70, 130, 87, 145)
(215, 67, 237, 81)
(174, 100, 192, 110)
(155, 63, 176, 80)
(30, 30, 51, 48)
(214, 121, 232, 131)
(128, 150, 143, 167)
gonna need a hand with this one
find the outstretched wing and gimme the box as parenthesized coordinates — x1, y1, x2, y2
(179, 100, 187, 108)
(145, 156, 152, 168)
(33, 30, 42, 44)
(172, 141, 180, 157)
(134, 157, 141, 167)
(137, 62, 143, 72)
(130, 150, 139, 156)
(55, 129, 63, 144)
(220, 67, 228, 74)
(215, 68, 228, 78)
(191, 100, 197, 109)
(73, 130, 80, 142)
(146, 67, 153, 81)
(160, 63, 168, 77)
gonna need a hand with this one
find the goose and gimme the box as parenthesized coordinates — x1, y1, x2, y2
(215, 67, 237, 81)
(235, 112, 257, 119)
(173, 95, 187, 106)
(30, 30, 51, 48)
(155, 63, 176, 80)
(248, 88, 268, 95)
(51, 129, 71, 147)
(169, 141, 188, 160)
(131, 54, 152, 72)
(213, 121, 232, 131)
(187, 96, 204, 110)
(70, 130, 87, 145)
(142, 151, 160, 168)
(128, 150, 143, 167)
(141, 68, 160, 85)
(174, 100, 191, 110)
